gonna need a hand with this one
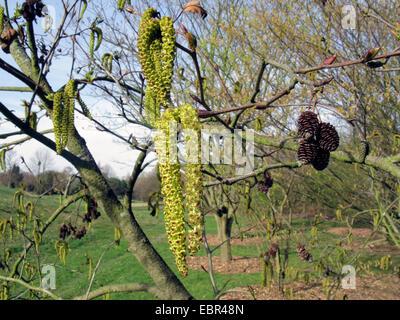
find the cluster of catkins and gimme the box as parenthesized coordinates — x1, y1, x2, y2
(138, 8, 176, 125)
(296, 111, 339, 171)
(154, 104, 203, 277)
(296, 244, 313, 263)
(52, 80, 77, 154)
(139, 8, 203, 277)
(50, 80, 91, 154)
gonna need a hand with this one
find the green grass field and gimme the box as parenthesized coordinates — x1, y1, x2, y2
(0, 185, 399, 300)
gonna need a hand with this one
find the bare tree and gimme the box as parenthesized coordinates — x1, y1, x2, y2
(29, 147, 54, 176)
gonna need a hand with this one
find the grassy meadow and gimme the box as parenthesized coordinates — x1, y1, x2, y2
(0, 185, 399, 300)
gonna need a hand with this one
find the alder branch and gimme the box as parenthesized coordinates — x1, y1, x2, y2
(9, 189, 89, 278)
(0, 87, 32, 92)
(85, 241, 115, 300)
(0, 101, 88, 168)
(251, 132, 400, 179)
(198, 78, 299, 118)
(0, 58, 50, 104)
(205, 162, 302, 187)
(124, 145, 150, 213)
(0, 276, 61, 300)
(0, 129, 53, 148)
(74, 282, 162, 300)
(232, 60, 268, 128)
(295, 50, 400, 74)
(175, 42, 209, 110)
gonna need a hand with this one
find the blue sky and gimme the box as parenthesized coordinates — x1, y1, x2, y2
(0, 1, 151, 178)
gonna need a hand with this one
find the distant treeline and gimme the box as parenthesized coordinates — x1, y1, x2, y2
(0, 164, 160, 201)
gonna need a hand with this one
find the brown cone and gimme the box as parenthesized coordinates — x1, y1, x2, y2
(312, 148, 330, 171)
(297, 111, 319, 139)
(297, 139, 318, 164)
(317, 122, 339, 152)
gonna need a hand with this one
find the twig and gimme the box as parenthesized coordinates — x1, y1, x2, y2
(202, 229, 219, 297)
(0, 276, 61, 300)
(84, 241, 115, 300)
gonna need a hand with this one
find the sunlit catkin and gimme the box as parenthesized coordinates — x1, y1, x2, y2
(179, 104, 203, 256)
(138, 9, 176, 125)
(0, 6, 4, 35)
(52, 91, 64, 154)
(159, 16, 176, 106)
(154, 108, 187, 276)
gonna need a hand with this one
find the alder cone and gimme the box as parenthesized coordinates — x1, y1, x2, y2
(297, 111, 319, 139)
(357, 140, 370, 163)
(296, 244, 313, 263)
(297, 139, 318, 164)
(257, 176, 273, 195)
(312, 148, 330, 171)
(317, 122, 339, 152)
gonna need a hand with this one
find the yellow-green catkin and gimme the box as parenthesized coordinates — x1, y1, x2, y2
(138, 8, 160, 95)
(159, 16, 176, 106)
(0, 149, 6, 173)
(155, 108, 187, 277)
(0, 6, 4, 35)
(52, 91, 64, 154)
(89, 29, 94, 58)
(52, 80, 76, 154)
(144, 85, 158, 125)
(138, 9, 161, 125)
(101, 53, 113, 72)
(179, 104, 203, 256)
(117, 0, 126, 11)
(62, 79, 76, 149)
(138, 9, 176, 125)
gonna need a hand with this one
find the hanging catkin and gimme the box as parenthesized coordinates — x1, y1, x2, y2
(138, 8, 176, 125)
(52, 91, 64, 154)
(52, 80, 77, 154)
(179, 104, 203, 256)
(155, 108, 188, 276)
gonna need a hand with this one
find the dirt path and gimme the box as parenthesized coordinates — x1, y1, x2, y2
(218, 274, 400, 300)
(203, 234, 265, 246)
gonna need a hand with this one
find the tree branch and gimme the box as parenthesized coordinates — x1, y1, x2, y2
(0, 276, 61, 300)
(74, 282, 162, 300)
(295, 50, 400, 74)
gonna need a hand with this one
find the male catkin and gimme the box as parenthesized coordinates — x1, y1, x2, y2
(179, 104, 203, 256)
(155, 108, 188, 276)
(138, 8, 176, 125)
(52, 91, 64, 154)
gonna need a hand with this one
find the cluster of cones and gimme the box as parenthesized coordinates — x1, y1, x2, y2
(59, 197, 100, 240)
(296, 244, 313, 263)
(257, 171, 274, 195)
(82, 198, 101, 223)
(21, 0, 45, 21)
(59, 222, 87, 240)
(263, 243, 279, 264)
(296, 111, 339, 171)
